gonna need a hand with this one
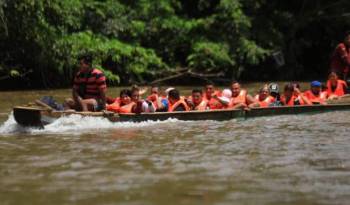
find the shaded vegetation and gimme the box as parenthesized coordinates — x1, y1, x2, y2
(1, 0, 350, 89)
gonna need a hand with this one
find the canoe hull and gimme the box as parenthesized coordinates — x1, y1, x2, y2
(13, 104, 350, 127)
(118, 109, 245, 122)
(247, 104, 350, 118)
(13, 107, 45, 128)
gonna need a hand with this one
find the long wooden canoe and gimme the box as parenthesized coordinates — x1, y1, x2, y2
(12, 103, 350, 128)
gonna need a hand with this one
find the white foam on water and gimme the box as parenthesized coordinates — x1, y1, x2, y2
(0, 113, 35, 135)
(0, 113, 181, 135)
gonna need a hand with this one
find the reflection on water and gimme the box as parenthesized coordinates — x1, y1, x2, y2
(1, 86, 350, 205)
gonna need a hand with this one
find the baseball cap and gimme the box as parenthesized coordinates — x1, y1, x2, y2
(310, 81, 321, 87)
(268, 83, 279, 94)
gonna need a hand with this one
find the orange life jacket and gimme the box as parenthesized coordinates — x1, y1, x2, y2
(106, 97, 121, 113)
(280, 95, 305, 106)
(254, 95, 275, 108)
(326, 80, 347, 97)
(118, 102, 136, 113)
(147, 94, 160, 109)
(304, 90, 327, 104)
(204, 91, 224, 110)
(193, 100, 208, 111)
(229, 90, 247, 107)
(168, 99, 190, 112)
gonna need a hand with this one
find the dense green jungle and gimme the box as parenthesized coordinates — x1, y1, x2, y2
(1, 0, 350, 89)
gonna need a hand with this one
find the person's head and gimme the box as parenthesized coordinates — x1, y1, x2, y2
(218, 89, 232, 103)
(291, 82, 301, 96)
(344, 31, 350, 47)
(268, 83, 279, 98)
(150, 85, 160, 95)
(120, 89, 131, 104)
(291, 82, 300, 89)
(205, 82, 215, 97)
(258, 85, 269, 100)
(78, 54, 93, 71)
(222, 89, 232, 98)
(131, 87, 140, 102)
(168, 89, 180, 104)
(284, 83, 294, 98)
(165, 87, 175, 96)
(230, 81, 241, 97)
(192, 89, 203, 104)
(328, 71, 339, 83)
(310, 81, 321, 95)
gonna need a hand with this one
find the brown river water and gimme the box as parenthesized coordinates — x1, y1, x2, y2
(1, 83, 350, 205)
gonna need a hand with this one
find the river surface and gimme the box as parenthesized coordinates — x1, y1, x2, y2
(1, 84, 350, 205)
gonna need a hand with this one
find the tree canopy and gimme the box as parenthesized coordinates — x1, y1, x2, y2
(1, 0, 350, 89)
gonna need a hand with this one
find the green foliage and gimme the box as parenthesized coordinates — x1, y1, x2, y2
(1, 0, 350, 88)
(55, 31, 166, 84)
(187, 41, 234, 72)
(237, 37, 269, 65)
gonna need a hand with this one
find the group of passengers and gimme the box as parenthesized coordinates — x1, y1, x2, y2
(101, 71, 348, 114)
(67, 50, 348, 113)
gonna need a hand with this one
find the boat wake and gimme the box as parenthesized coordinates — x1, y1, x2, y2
(0, 113, 180, 135)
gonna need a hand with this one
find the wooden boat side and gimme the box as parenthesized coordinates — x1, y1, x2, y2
(118, 109, 245, 122)
(13, 106, 44, 128)
(247, 103, 350, 118)
(119, 103, 350, 122)
(13, 103, 350, 127)
(13, 106, 119, 127)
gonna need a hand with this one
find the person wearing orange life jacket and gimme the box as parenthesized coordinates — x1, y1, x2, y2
(187, 89, 208, 111)
(147, 85, 169, 112)
(106, 89, 132, 113)
(167, 89, 189, 112)
(303, 81, 328, 105)
(203, 83, 228, 110)
(268, 83, 283, 106)
(254, 85, 275, 108)
(229, 81, 259, 109)
(218, 89, 233, 109)
(326, 71, 348, 99)
(119, 87, 155, 113)
(280, 83, 311, 106)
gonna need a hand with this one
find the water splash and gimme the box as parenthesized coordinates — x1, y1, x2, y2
(0, 113, 35, 135)
(0, 113, 180, 135)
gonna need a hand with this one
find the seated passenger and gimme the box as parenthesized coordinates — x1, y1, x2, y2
(168, 89, 189, 112)
(268, 83, 282, 106)
(147, 85, 169, 111)
(119, 87, 155, 113)
(229, 81, 259, 109)
(106, 89, 131, 113)
(280, 83, 310, 106)
(204, 83, 228, 109)
(304, 81, 327, 105)
(254, 85, 275, 107)
(187, 89, 208, 111)
(326, 72, 348, 99)
(218, 89, 232, 107)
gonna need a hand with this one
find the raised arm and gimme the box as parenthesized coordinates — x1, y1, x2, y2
(338, 44, 350, 65)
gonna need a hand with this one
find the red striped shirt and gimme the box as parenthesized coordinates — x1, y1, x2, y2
(73, 68, 107, 99)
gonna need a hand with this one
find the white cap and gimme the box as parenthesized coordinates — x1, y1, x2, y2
(165, 87, 175, 95)
(222, 89, 232, 98)
(218, 96, 230, 104)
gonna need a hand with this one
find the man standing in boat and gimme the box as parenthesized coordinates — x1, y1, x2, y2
(330, 32, 350, 80)
(71, 54, 107, 111)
